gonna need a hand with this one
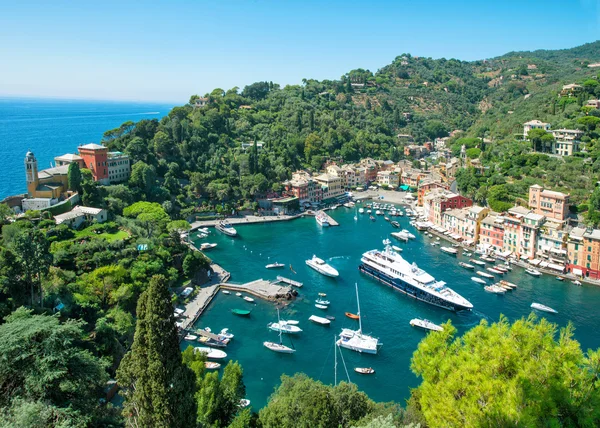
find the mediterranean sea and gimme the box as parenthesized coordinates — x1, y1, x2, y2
(186, 207, 600, 409)
(0, 97, 174, 199)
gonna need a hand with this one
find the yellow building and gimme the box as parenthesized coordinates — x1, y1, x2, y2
(25, 151, 68, 199)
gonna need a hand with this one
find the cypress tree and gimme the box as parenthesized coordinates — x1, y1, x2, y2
(67, 162, 82, 193)
(117, 275, 196, 427)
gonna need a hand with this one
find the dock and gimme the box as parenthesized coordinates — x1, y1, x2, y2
(190, 214, 303, 231)
(317, 210, 339, 226)
(221, 279, 294, 301)
(275, 275, 303, 288)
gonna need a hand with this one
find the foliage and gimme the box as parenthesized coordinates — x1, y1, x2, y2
(67, 162, 82, 193)
(411, 315, 600, 427)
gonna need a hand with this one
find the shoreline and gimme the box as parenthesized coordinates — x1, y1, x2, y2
(190, 213, 304, 230)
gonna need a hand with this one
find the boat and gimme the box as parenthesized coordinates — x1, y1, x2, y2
(231, 309, 251, 316)
(384, 216, 390, 221)
(367, 209, 372, 214)
(205, 362, 221, 370)
(401, 229, 416, 239)
(531, 302, 557, 314)
(556, 276, 564, 281)
(359, 240, 473, 311)
(345, 312, 359, 319)
(494, 266, 508, 273)
(283, 320, 300, 325)
(391, 245, 402, 252)
(391, 221, 400, 228)
(266, 262, 285, 269)
(315, 211, 330, 227)
(440, 247, 458, 255)
(318, 292, 327, 297)
(200, 243, 217, 250)
(358, 208, 365, 214)
(375, 210, 382, 215)
(264, 308, 296, 353)
(306, 255, 339, 277)
(243, 296, 255, 303)
(216, 221, 237, 236)
(198, 227, 210, 234)
(239, 399, 251, 408)
(268, 320, 302, 334)
(469, 259, 486, 266)
(471, 277, 487, 284)
(526, 268, 542, 277)
(194, 347, 227, 359)
(315, 303, 328, 310)
(480, 256, 496, 263)
(572, 280, 582, 286)
(315, 299, 330, 305)
(451, 243, 460, 248)
(184, 334, 198, 341)
(459, 262, 475, 270)
(197, 232, 208, 238)
(337, 283, 381, 354)
(221, 290, 230, 295)
(325, 315, 336, 321)
(343, 202, 352, 208)
(476, 271, 494, 279)
(499, 280, 517, 289)
(309, 315, 331, 325)
(218, 328, 234, 340)
(484, 285, 506, 294)
(369, 215, 376, 221)
(354, 367, 375, 375)
(409, 318, 443, 332)
(391, 231, 409, 241)
(486, 267, 504, 274)
(463, 252, 472, 257)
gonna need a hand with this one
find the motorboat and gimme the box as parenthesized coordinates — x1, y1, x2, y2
(315, 211, 330, 227)
(391, 231, 409, 242)
(218, 328, 234, 340)
(197, 232, 208, 238)
(498, 280, 517, 289)
(375, 210, 382, 215)
(391, 221, 400, 228)
(306, 255, 339, 277)
(194, 347, 227, 359)
(200, 243, 217, 250)
(494, 266, 508, 273)
(476, 271, 495, 279)
(239, 399, 251, 408)
(184, 334, 198, 341)
(345, 312, 360, 319)
(556, 276, 564, 281)
(198, 336, 227, 348)
(471, 277, 487, 284)
(572, 280, 582, 286)
(231, 309, 251, 316)
(526, 268, 542, 277)
(531, 303, 557, 314)
(315, 299, 330, 305)
(459, 262, 475, 270)
(268, 321, 302, 334)
(384, 216, 390, 221)
(480, 256, 496, 263)
(409, 318, 443, 332)
(360, 240, 473, 311)
(354, 367, 375, 375)
(326, 315, 335, 321)
(318, 292, 327, 297)
(264, 308, 296, 353)
(392, 245, 402, 252)
(216, 222, 237, 237)
(337, 283, 381, 354)
(315, 304, 328, 310)
(486, 267, 504, 274)
(358, 208, 365, 214)
(463, 252, 472, 257)
(484, 285, 506, 294)
(243, 296, 255, 303)
(309, 315, 331, 325)
(283, 320, 300, 325)
(266, 262, 285, 269)
(235, 292, 242, 297)
(367, 209, 372, 214)
(221, 290, 230, 295)
(469, 259, 486, 266)
(401, 229, 416, 239)
(205, 362, 221, 370)
(198, 227, 211, 234)
(440, 246, 458, 255)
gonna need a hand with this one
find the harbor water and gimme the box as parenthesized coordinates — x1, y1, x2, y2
(186, 207, 600, 410)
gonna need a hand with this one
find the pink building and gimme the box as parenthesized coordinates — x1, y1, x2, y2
(528, 185, 569, 222)
(479, 214, 505, 252)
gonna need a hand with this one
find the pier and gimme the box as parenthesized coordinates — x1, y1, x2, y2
(190, 214, 303, 231)
(275, 275, 303, 288)
(317, 210, 339, 226)
(221, 279, 294, 301)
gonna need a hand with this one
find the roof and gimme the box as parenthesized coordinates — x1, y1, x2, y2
(469, 205, 487, 214)
(569, 227, 586, 240)
(314, 173, 341, 183)
(508, 206, 531, 217)
(525, 213, 545, 221)
(584, 229, 600, 240)
(524, 120, 550, 126)
(79, 143, 106, 150)
(529, 184, 543, 189)
(562, 83, 582, 90)
(38, 165, 69, 178)
(54, 210, 85, 224)
(540, 189, 568, 199)
(54, 153, 83, 162)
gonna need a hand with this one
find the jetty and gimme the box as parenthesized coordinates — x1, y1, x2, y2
(221, 279, 294, 301)
(190, 214, 302, 231)
(318, 210, 339, 226)
(275, 275, 303, 288)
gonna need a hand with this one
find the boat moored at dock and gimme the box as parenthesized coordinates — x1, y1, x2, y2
(526, 268, 542, 277)
(471, 277, 486, 284)
(440, 246, 458, 255)
(216, 221, 238, 237)
(459, 262, 475, 270)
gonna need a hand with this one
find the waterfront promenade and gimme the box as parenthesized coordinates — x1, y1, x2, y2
(190, 213, 303, 230)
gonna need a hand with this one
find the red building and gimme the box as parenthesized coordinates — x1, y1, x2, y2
(78, 143, 109, 184)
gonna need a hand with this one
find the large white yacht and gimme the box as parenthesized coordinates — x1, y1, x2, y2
(359, 240, 473, 312)
(315, 211, 330, 227)
(306, 255, 339, 277)
(216, 221, 237, 236)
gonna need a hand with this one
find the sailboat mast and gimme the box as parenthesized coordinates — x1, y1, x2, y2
(277, 308, 283, 345)
(355, 282, 362, 334)
(334, 336, 337, 386)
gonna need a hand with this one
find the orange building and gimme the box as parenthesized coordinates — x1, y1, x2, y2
(78, 143, 109, 184)
(528, 185, 569, 222)
(567, 227, 600, 279)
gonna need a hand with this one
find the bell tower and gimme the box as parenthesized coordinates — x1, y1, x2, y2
(25, 150, 38, 196)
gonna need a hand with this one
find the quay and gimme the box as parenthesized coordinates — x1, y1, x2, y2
(317, 210, 339, 226)
(275, 275, 303, 288)
(221, 279, 294, 301)
(190, 214, 303, 231)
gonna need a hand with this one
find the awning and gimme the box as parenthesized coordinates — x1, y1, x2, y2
(451, 233, 462, 240)
(573, 268, 583, 276)
(550, 248, 567, 255)
(529, 259, 541, 266)
(520, 255, 529, 260)
(547, 263, 565, 272)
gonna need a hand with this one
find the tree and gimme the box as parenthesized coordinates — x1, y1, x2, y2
(527, 128, 548, 152)
(424, 120, 448, 140)
(465, 147, 481, 159)
(586, 186, 600, 226)
(12, 228, 51, 306)
(0, 308, 108, 425)
(411, 315, 600, 427)
(67, 162, 82, 193)
(117, 275, 196, 427)
(0, 203, 12, 224)
(577, 116, 600, 132)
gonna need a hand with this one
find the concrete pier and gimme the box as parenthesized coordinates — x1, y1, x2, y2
(221, 279, 294, 301)
(317, 210, 339, 226)
(190, 214, 303, 231)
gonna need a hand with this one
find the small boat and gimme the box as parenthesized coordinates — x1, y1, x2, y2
(469, 259, 486, 266)
(375, 210, 382, 215)
(391, 231, 409, 241)
(499, 280, 517, 289)
(459, 262, 475, 270)
(471, 277, 487, 284)
(315, 299, 330, 305)
(268, 321, 302, 334)
(463, 252, 472, 257)
(243, 296, 255, 303)
(205, 362, 221, 370)
(556, 276, 565, 281)
(369, 215, 376, 221)
(198, 227, 210, 234)
(451, 243, 460, 248)
(306, 255, 339, 278)
(384, 216, 390, 221)
(345, 312, 360, 320)
(531, 302, 557, 314)
(235, 292, 242, 297)
(480, 256, 496, 263)
(572, 280, 582, 286)
(221, 290, 230, 295)
(410, 318, 443, 332)
(526, 268, 542, 277)
(354, 367, 375, 375)
(318, 292, 327, 297)
(218, 328, 234, 340)
(367, 209, 372, 214)
(239, 399, 251, 408)
(184, 334, 198, 341)
(200, 243, 218, 250)
(354, 216, 358, 221)
(284, 320, 300, 325)
(264, 308, 296, 353)
(485, 285, 506, 294)
(325, 315, 336, 321)
(231, 309, 251, 316)
(486, 267, 504, 274)
(309, 315, 331, 325)
(391, 221, 400, 228)
(401, 229, 416, 239)
(391, 245, 402, 252)
(197, 232, 208, 238)
(194, 347, 228, 359)
(477, 271, 495, 279)
(266, 262, 285, 269)
(440, 246, 459, 255)
(494, 266, 508, 273)
(358, 208, 365, 214)
(315, 304, 328, 310)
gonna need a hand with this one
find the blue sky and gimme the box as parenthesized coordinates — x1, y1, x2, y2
(1, 0, 599, 103)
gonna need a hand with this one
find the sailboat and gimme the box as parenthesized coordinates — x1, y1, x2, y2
(264, 308, 296, 353)
(336, 283, 380, 354)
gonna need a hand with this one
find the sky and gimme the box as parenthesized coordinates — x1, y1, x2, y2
(1, 0, 599, 104)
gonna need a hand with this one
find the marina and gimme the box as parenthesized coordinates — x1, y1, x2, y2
(183, 207, 600, 409)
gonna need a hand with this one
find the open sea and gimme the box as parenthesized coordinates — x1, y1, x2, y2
(0, 97, 174, 199)
(187, 208, 600, 410)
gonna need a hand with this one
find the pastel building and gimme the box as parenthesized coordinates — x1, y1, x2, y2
(24, 151, 68, 200)
(423, 189, 473, 226)
(528, 185, 569, 222)
(520, 213, 545, 259)
(523, 120, 551, 138)
(314, 173, 344, 201)
(376, 170, 400, 188)
(464, 206, 489, 243)
(479, 213, 505, 253)
(567, 228, 600, 279)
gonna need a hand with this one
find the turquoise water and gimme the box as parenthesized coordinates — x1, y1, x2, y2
(185, 207, 600, 409)
(0, 97, 173, 199)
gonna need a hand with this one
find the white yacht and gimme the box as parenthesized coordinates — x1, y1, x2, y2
(264, 309, 296, 353)
(337, 283, 380, 354)
(440, 246, 458, 255)
(200, 243, 218, 250)
(194, 347, 227, 359)
(531, 302, 557, 313)
(358, 208, 365, 214)
(216, 221, 237, 236)
(360, 240, 473, 311)
(410, 318, 443, 332)
(309, 315, 331, 325)
(268, 320, 302, 334)
(391, 231, 409, 242)
(306, 255, 339, 277)
(401, 229, 416, 239)
(265, 262, 285, 269)
(315, 211, 330, 227)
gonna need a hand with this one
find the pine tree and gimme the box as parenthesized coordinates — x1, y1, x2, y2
(309, 110, 315, 131)
(117, 275, 196, 428)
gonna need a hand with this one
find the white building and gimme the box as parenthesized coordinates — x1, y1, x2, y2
(523, 120, 551, 139)
(107, 151, 131, 184)
(54, 206, 107, 228)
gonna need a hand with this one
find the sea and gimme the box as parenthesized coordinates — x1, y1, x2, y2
(0, 97, 175, 199)
(187, 208, 600, 409)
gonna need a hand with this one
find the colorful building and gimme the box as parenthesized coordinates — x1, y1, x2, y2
(479, 213, 505, 253)
(520, 213, 545, 259)
(417, 179, 449, 206)
(25, 151, 68, 200)
(528, 185, 570, 222)
(567, 228, 600, 279)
